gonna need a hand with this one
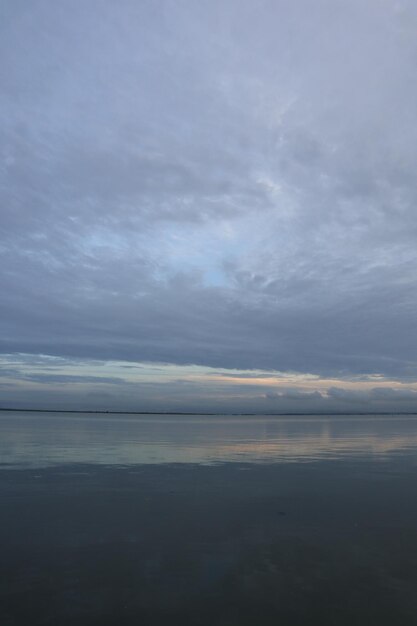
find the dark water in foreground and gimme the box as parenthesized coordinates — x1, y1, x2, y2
(1, 413, 417, 625)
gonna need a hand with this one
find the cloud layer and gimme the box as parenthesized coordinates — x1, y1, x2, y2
(2, 1, 417, 408)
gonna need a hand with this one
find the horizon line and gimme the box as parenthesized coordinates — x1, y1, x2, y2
(1, 408, 417, 417)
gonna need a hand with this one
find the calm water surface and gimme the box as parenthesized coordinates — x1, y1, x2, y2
(2, 412, 417, 625)
(1, 411, 417, 467)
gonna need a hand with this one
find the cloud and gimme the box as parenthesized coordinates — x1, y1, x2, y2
(18, 374, 128, 385)
(322, 386, 417, 414)
(1, 352, 417, 413)
(1, 0, 417, 404)
(265, 390, 323, 401)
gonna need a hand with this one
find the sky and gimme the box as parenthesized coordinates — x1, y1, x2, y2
(1, 0, 417, 413)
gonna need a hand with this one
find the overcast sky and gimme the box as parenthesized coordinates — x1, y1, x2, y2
(2, 0, 417, 412)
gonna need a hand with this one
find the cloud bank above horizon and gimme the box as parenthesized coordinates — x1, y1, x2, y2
(2, 1, 417, 411)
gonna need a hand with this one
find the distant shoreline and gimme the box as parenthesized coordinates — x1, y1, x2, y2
(1, 408, 417, 417)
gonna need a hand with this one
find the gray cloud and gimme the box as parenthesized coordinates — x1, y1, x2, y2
(265, 390, 324, 401)
(1, 350, 417, 413)
(327, 386, 417, 404)
(2, 0, 417, 409)
(16, 373, 127, 385)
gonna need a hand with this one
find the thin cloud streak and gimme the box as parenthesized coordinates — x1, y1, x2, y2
(1, 355, 417, 413)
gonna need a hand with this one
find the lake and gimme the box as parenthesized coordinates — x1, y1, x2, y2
(1, 412, 417, 625)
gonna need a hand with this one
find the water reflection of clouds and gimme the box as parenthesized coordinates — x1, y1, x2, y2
(1, 413, 417, 468)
